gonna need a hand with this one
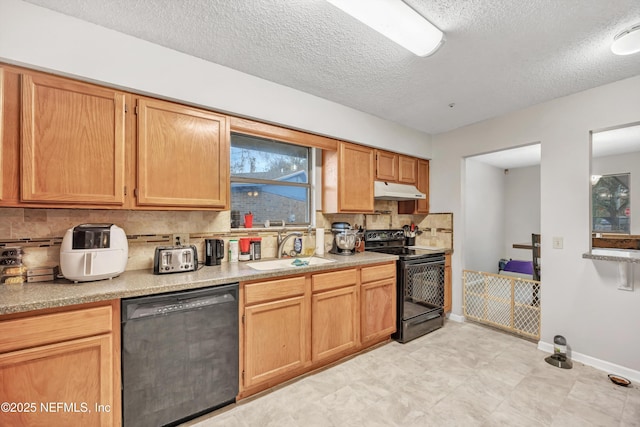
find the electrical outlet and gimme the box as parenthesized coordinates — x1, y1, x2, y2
(552, 237, 563, 249)
(173, 233, 190, 246)
(431, 227, 437, 237)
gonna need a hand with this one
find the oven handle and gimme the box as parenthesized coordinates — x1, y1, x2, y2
(407, 310, 442, 326)
(402, 257, 445, 266)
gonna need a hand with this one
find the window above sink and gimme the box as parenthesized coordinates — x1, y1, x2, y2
(230, 132, 314, 229)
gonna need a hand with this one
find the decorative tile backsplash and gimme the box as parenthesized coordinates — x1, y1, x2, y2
(0, 203, 453, 272)
(321, 200, 453, 250)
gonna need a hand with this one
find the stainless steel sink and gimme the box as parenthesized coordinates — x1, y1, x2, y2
(246, 257, 336, 271)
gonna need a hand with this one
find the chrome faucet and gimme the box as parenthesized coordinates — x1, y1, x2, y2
(277, 231, 303, 258)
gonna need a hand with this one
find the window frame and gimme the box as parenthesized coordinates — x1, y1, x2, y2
(591, 172, 630, 234)
(229, 131, 315, 228)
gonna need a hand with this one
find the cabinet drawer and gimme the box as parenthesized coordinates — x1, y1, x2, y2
(0, 304, 113, 354)
(245, 276, 306, 306)
(312, 269, 357, 293)
(361, 263, 396, 283)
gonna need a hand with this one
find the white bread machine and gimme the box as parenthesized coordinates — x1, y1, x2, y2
(60, 224, 128, 282)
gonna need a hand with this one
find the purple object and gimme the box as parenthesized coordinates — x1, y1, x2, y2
(503, 260, 533, 275)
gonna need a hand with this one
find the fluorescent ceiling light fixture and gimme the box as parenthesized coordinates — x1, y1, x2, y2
(327, 0, 445, 57)
(611, 23, 640, 55)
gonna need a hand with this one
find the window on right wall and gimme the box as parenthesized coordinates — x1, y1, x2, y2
(592, 173, 630, 233)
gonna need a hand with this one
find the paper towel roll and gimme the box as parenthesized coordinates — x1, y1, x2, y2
(315, 228, 325, 255)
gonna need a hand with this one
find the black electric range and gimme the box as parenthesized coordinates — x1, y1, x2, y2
(364, 229, 445, 343)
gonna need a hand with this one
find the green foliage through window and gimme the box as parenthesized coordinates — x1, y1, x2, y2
(592, 173, 630, 233)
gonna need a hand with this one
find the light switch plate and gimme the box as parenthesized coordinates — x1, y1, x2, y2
(552, 237, 563, 249)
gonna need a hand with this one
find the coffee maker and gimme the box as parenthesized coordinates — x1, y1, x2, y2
(329, 222, 358, 255)
(204, 239, 225, 266)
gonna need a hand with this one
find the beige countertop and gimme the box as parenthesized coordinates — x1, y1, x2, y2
(583, 248, 640, 263)
(0, 252, 398, 315)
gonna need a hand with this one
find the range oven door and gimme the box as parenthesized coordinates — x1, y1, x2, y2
(394, 255, 445, 343)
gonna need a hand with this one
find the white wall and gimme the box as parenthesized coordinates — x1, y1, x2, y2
(504, 165, 541, 260)
(0, 0, 431, 157)
(431, 74, 640, 376)
(464, 161, 541, 270)
(464, 159, 505, 272)
(593, 152, 640, 235)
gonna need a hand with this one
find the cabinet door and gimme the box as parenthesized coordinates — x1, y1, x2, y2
(339, 143, 374, 212)
(244, 296, 308, 388)
(444, 254, 452, 313)
(311, 285, 359, 362)
(398, 155, 417, 184)
(361, 278, 396, 343)
(398, 158, 429, 214)
(375, 150, 397, 181)
(415, 159, 429, 213)
(0, 335, 115, 427)
(136, 98, 229, 208)
(21, 73, 126, 205)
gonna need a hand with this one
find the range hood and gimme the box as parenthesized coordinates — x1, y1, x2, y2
(374, 181, 426, 201)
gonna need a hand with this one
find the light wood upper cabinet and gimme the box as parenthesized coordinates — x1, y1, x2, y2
(136, 98, 229, 209)
(21, 73, 126, 205)
(0, 66, 22, 206)
(375, 150, 398, 181)
(323, 142, 374, 213)
(375, 151, 416, 184)
(398, 158, 429, 214)
(0, 301, 120, 427)
(398, 155, 417, 184)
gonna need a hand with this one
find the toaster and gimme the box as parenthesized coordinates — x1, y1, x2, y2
(60, 224, 128, 283)
(153, 245, 198, 274)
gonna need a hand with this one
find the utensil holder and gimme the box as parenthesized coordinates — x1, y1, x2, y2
(406, 237, 415, 246)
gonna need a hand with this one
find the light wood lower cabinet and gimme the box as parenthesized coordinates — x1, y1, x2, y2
(361, 263, 396, 344)
(0, 300, 120, 427)
(241, 263, 396, 398)
(242, 276, 309, 390)
(311, 270, 359, 362)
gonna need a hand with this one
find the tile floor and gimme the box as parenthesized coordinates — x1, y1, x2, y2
(185, 321, 640, 427)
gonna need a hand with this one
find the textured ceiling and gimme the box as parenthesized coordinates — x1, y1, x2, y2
(22, 0, 640, 135)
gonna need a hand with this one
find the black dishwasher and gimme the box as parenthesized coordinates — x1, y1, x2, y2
(121, 283, 239, 427)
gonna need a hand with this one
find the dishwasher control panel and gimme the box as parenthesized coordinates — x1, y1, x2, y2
(153, 245, 198, 274)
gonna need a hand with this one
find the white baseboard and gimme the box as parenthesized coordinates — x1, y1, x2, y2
(537, 340, 640, 383)
(447, 313, 465, 323)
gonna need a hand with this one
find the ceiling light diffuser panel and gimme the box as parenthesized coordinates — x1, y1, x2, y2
(327, 0, 445, 57)
(611, 23, 640, 55)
